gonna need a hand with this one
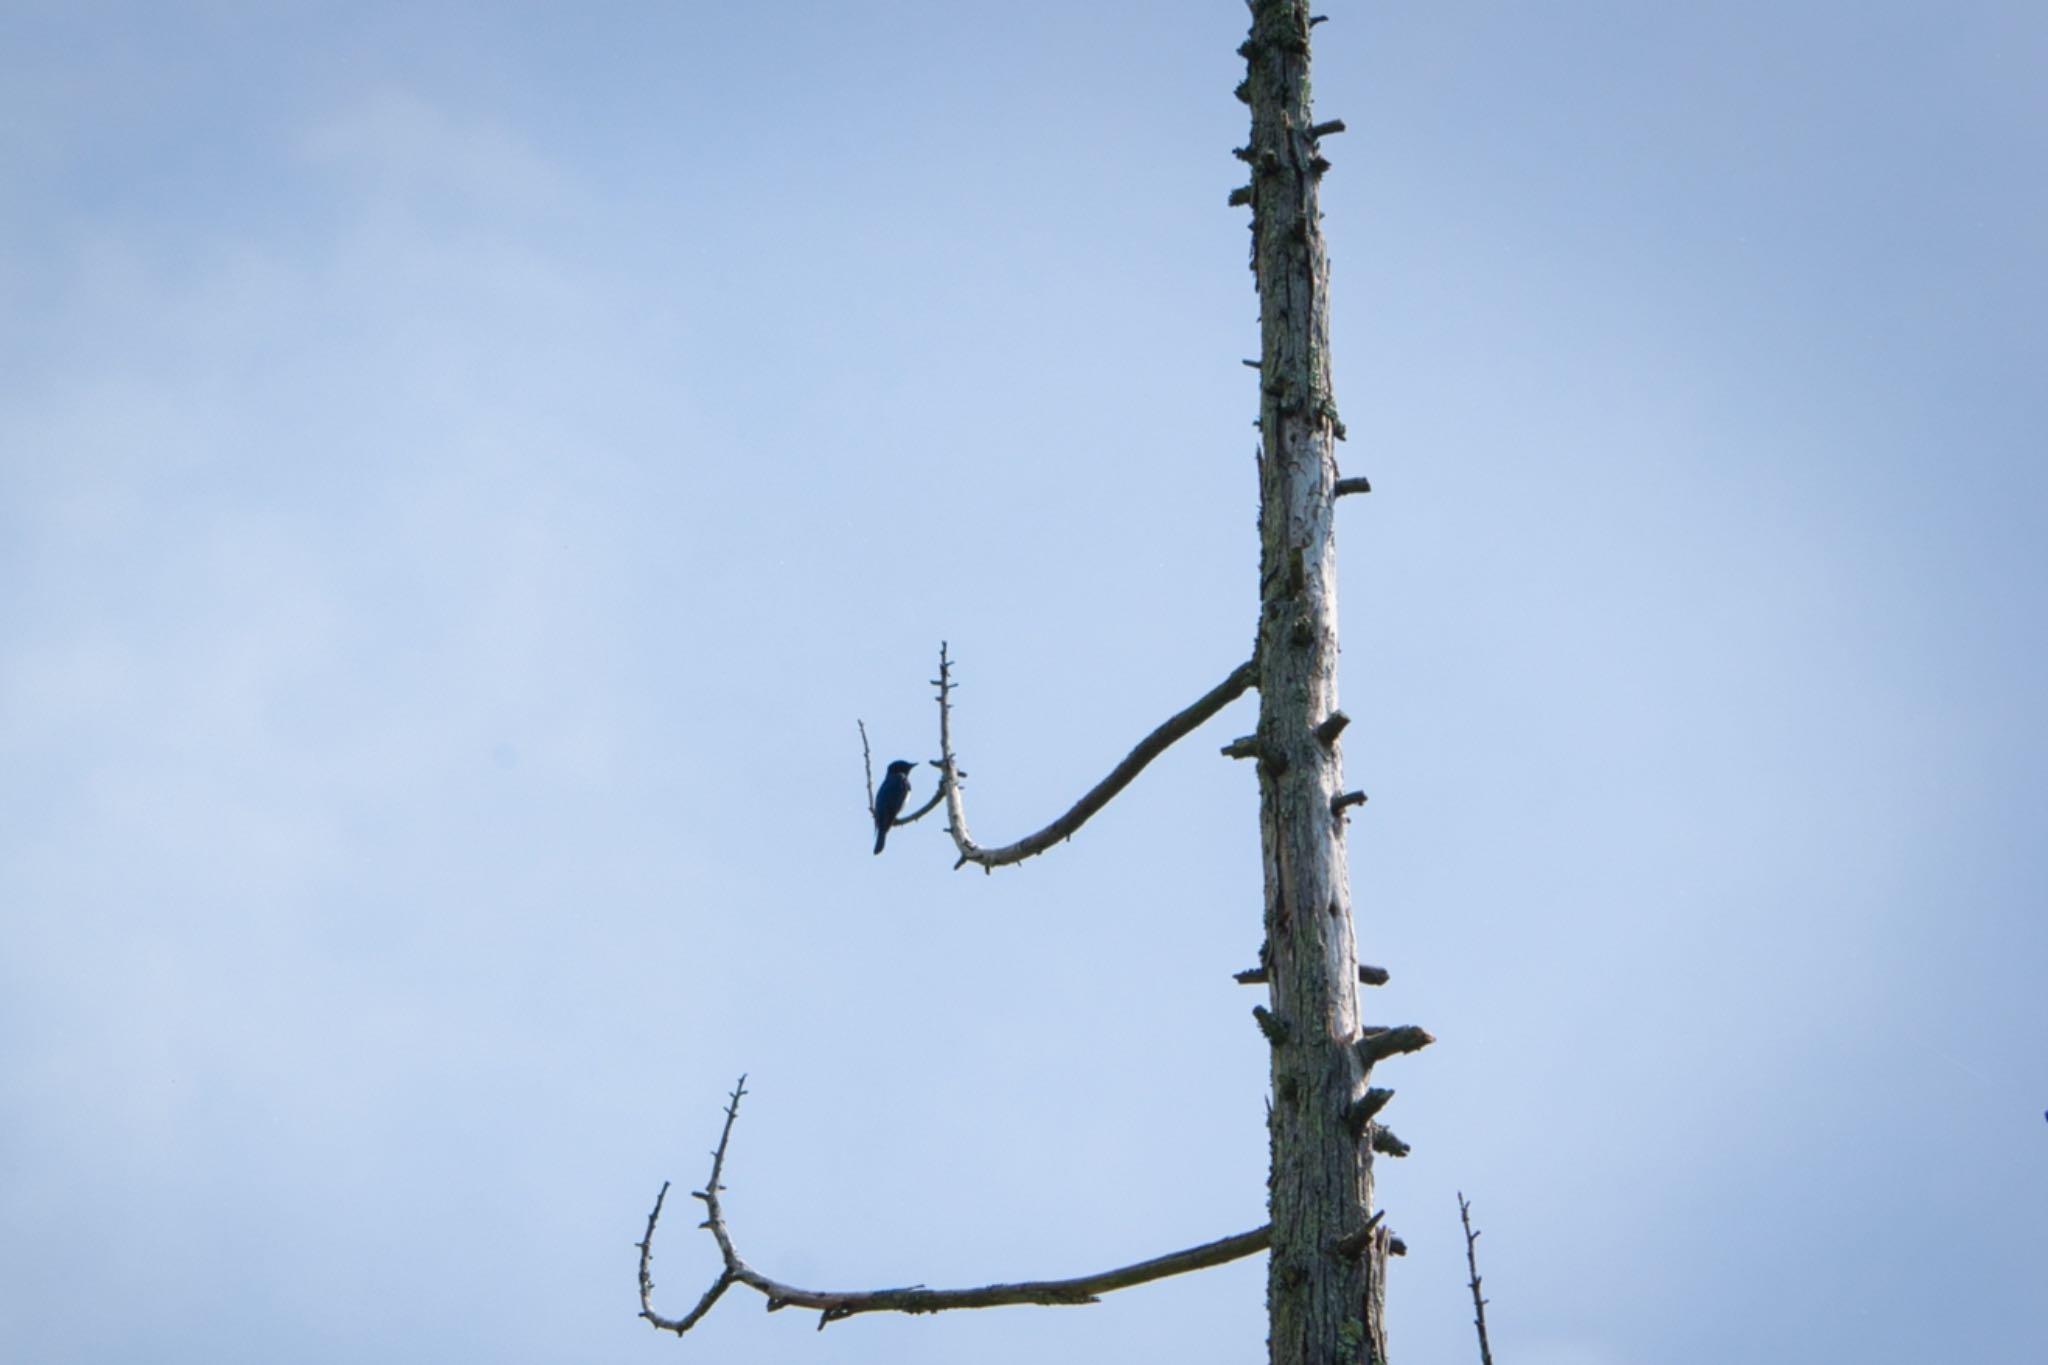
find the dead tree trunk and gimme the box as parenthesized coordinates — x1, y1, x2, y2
(641, 6, 1433, 1356)
(1242, 3, 1389, 1362)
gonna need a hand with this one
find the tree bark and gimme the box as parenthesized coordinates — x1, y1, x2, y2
(1242, 3, 1387, 1363)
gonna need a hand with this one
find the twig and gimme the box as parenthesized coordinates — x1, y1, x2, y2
(935, 642, 1258, 871)
(858, 722, 876, 813)
(897, 781, 947, 825)
(1458, 1191, 1496, 1365)
(639, 1078, 1273, 1336)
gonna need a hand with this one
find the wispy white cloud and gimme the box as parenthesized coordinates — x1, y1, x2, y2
(301, 89, 562, 201)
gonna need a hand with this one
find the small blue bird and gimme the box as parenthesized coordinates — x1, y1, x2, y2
(873, 759, 915, 854)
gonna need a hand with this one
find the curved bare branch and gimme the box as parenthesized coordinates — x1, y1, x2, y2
(935, 642, 1258, 871)
(639, 1079, 1270, 1336)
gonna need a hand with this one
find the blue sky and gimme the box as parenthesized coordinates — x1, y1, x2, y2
(3, 3, 2044, 1363)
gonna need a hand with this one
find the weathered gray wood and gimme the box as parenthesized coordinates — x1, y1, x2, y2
(1242, 3, 1386, 1362)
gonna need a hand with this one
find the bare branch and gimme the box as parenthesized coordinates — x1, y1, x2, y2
(1344, 1087, 1394, 1133)
(858, 721, 876, 812)
(936, 643, 1258, 871)
(1459, 1192, 1497, 1365)
(771, 1225, 1274, 1326)
(898, 779, 947, 826)
(1234, 962, 1386, 986)
(1252, 1005, 1290, 1045)
(639, 1079, 1272, 1337)
(856, 724, 872, 810)
(1330, 1208, 1383, 1260)
(637, 1182, 736, 1334)
(639, 1075, 753, 1337)
(1334, 476, 1372, 497)
(1355, 1025, 1435, 1068)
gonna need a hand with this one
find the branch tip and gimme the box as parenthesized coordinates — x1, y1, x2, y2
(1355, 1025, 1434, 1067)
(1345, 1087, 1394, 1133)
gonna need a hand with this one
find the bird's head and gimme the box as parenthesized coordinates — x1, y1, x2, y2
(885, 760, 916, 777)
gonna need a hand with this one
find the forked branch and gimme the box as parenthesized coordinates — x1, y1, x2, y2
(639, 1079, 1272, 1336)
(935, 642, 1258, 871)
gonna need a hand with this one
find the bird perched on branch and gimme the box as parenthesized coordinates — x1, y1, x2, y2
(873, 760, 915, 854)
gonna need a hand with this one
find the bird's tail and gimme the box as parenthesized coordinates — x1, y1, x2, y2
(873, 827, 887, 855)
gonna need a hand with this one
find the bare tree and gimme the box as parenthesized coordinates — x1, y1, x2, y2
(1237, 4, 1427, 1362)
(637, 5, 1430, 1361)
